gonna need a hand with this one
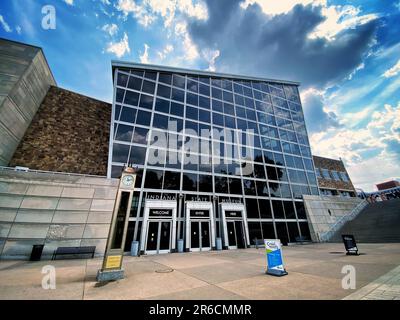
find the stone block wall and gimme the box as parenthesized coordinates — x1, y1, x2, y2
(0, 169, 118, 259)
(303, 195, 363, 242)
(10, 86, 111, 176)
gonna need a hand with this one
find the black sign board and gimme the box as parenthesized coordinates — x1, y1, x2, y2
(149, 209, 173, 218)
(342, 234, 359, 255)
(190, 210, 210, 218)
(225, 210, 242, 218)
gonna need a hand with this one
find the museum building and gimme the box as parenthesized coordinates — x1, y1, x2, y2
(108, 61, 320, 253)
(0, 38, 363, 259)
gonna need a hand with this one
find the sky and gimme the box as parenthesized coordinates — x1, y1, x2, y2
(0, 0, 399, 192)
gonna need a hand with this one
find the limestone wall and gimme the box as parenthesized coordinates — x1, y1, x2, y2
(303, 195, 363, 242)
(0, 169, 118, 259)
(0, 39, 56, 166)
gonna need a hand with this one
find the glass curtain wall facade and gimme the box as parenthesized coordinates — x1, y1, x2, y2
(109, 63, 319, 252)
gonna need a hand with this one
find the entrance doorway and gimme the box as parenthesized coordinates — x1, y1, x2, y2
(140, 200, 177, 255)
(221, 203, 250, 250)
(190, 220, 211, 251)
(185, 202, 216, 252)
(226, 220, 246, 249)
(145, 221, 171, 254)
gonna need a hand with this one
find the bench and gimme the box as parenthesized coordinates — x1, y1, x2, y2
(253, 238, 265, 249)
(52, 246, 96, 260)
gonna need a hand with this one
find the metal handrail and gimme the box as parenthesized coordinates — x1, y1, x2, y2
(0, 165, 107, 178)
(319, 199, 368, 242)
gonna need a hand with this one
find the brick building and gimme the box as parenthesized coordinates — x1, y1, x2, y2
(313, 155, 356, 197)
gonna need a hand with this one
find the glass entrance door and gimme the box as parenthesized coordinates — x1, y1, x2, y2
(227, 220, 246, 249)
(145, 221, 171, 254)
(190, 221, 200, 250)
(201, 221, 210, 249)
(235, 221, 245, 249)
(190, 221, 211, 251)
(227, 221, 237, 247)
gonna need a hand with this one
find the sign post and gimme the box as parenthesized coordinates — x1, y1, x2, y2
(97, 166, 137, 282)
(342, 234, 359, 256)
(264, 239, 288, 277)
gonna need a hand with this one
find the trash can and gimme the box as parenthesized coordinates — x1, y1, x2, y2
(30, 244, 44, 261)
(177, 239, 184, 253)
(216, 238, 222, 251)
(130, 241, 139, 256)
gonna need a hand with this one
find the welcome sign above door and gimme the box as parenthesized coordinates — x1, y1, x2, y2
(149, 209, 173, 218)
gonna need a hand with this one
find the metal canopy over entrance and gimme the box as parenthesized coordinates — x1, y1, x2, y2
(185, 201, 215, 252)
(141, 200, 177, 255)
(220, 203, 250, 250)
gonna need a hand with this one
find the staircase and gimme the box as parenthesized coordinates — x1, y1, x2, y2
(330, 198, 400, 243)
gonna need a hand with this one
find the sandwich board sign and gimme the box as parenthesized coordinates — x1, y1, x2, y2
(342, 234, 359, 256)
(264, 239, 288, 277)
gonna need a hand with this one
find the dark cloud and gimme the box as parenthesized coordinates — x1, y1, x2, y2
(188, 1, 378, 88)
(301, 89, 341, 133)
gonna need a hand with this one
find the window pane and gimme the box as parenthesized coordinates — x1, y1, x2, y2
(142, 80, 155, 95)
(115, 124, 133, 142)
(120, 107, 136, 123)
(129, 145, 146, 165)
(163, 171, 181, 190)
(157, 84, 171, 99)
(124, 90, 139, 106)
(132, 127, 149, 144)
(136, 110, 151, 126)
(139, 94, 153, 110)
(127, 76, 142, 91)
(144, 169, 164, 189)
(112, 143, 130, 163)
(170, 102, 184, 117)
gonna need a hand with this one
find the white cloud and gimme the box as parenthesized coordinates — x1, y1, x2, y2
(383, 59, 400, 78)
(202, 48, 220, 72)
(140, 43, 150, 63)
(157, 44, 174, 60)
(310, 102, 400, 191)
(116, 0, 207, 28)
(308, 5, 378, 41)
(106, 32, 130, 58)
(16, 25, 22, 35)
(241, 0, 325, 15)
(116, 0, 156, 27)
(63, 0, 74, 6)
(0, 15, 12, 33)
(102, 23, 118, 36)
(241, 1, 378, 41)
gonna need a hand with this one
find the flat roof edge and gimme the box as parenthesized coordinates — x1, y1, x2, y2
(111, 61, 300, 86)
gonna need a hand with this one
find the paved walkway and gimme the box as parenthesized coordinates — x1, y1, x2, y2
(0, 243, 399, 300)
(343, 265, 400, 300)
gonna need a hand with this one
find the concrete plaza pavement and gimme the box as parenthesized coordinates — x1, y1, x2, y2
(0, 243, 399, 300)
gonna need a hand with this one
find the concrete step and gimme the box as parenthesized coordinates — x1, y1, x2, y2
(329, 198, 400, 243)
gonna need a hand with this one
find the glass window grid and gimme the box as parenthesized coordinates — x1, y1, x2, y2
(112, 69, 316, 195)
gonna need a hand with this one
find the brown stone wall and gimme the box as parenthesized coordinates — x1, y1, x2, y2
(313, 155, 356, 192)
(10, 86, 111, 176)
